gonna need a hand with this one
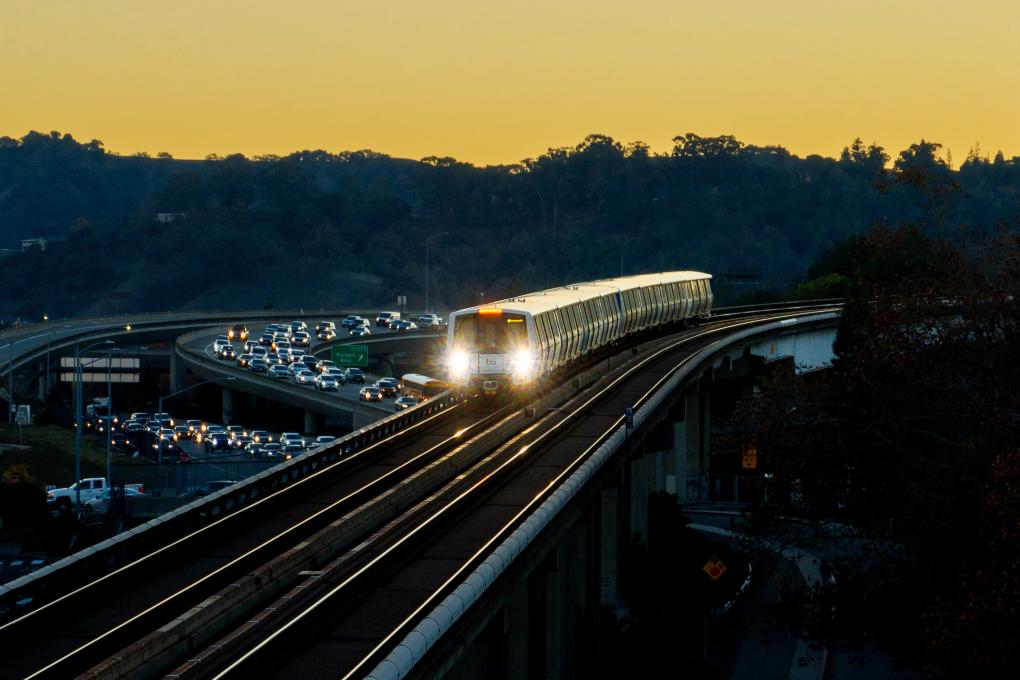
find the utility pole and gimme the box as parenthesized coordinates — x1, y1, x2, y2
(425, 231, 448, 314)
(620, 236, 641, 277)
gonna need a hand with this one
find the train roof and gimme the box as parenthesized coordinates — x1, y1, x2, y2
(450, 271, 712, 317)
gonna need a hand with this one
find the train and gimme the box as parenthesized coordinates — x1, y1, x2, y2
(445, 271, 713, 395)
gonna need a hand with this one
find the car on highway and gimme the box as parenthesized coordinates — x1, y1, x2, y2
(300, 355, 319, 371)
(295, 369, 316, 385)
(314, 435, 336, 447)
(265, 352, 281, 365)
(251, 430, 272, 444)
(251, 345, 268, 359)
(185, 480, 237, 498)
(236, 353, 252, 368)
(275, 340, 292, 353)
(250, 359, 269, 374)
(291, 320, 308, 333)
(288, 361, 307, 376)
(316, 327, 336, 341)
(325, 367, 347, 384)
(376, 377, 399, 397)
(259, 333, 275, 347)
(359, 386, 382, 402)
(82, 487, 146, 515)
(345, 367, 365, 384)
(269, 364, 291, 380)
(316, 359, 338, 374)
(341, 315, 365, 329)
(417, 313, 443, 328)
(314, 373, 340, 392)
(234, 434, 253, 451)
(282, 439, 306, 456)
(394, 396, 419, 411)
(376, 311, 399, 327)
(391, 319, 418, 332)
(174, 425, 190, 440)
(204, 432, 232, 452)
(292, 331, 311, 347)
(261, 443, 284, 458)
(213, 335, 230, 353)
(280, 432, 303, 446)
(227, 324, 249, 343)
(243, 339, 259, 353)
(153, 412, 174, 426)
(226, 425, 247, 440)
(350, 325, 370, 337)
(220, 344, 238, 360)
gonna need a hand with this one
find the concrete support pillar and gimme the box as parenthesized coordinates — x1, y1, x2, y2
(599, 485, 620, 610)
(504, 582, 529, 680)
(222, 387, 236, 425)
(630, 455, 649, 542)
(38, 361, 46, 400)
(170, 349, 186, 394)
(677, 387, 709, 503)
(304, 409, 323, 435)
(544, 547, 564, 679)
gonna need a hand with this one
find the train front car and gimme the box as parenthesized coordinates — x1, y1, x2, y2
(445, 305, 536, 397)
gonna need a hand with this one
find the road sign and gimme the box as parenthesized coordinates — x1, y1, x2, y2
(741, 442, 758, 470)
(703, 556, 727, 581)
(332, 344, 369, 367)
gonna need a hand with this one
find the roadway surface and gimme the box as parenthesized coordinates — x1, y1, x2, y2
(178, 321, 444, 419)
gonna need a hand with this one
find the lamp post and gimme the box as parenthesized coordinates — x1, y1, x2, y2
(73, 339, 114, 506)
(157, 377, 236, 465)
(425, 231, 448, 315)
(620, 236, 641, 277)
(6, 339, 12, 423)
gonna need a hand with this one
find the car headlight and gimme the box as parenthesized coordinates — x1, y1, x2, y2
(448, 349, 470, 381)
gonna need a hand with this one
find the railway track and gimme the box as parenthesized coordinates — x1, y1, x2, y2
(2, 304, 838, 679)
(2, 400, 505, 679)
(148, 307, 839, 679)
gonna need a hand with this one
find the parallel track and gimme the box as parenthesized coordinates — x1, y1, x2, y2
(3, 402, 502, 679)
(165, 308, 839, 679)
(3, 304, 838, 678)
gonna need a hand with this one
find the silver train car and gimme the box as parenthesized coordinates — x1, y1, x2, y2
(445, 271, 713, 394)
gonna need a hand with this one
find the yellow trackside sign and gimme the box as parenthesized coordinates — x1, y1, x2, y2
(703, 556, 727, 581)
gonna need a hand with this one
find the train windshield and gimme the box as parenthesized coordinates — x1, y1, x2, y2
(453, 312, 527, 352)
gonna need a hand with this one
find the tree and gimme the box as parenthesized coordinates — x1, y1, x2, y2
(741, 226, 1020, 675)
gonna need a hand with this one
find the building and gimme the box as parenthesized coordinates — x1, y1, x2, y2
(20, 238, 47, 252)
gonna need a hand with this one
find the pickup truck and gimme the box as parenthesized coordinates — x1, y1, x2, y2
(47, 478, 144, 508)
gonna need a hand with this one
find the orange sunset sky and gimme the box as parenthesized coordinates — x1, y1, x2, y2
(3, 0, 1019, 165)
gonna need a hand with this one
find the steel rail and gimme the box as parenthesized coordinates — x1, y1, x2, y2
(209, 308, 835, 679)
(8, 401, 487, 679)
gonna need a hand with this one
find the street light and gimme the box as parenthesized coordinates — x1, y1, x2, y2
(425, 231, 448, 315)
(157, 377, 236, 465)
(76, 348, 120, 484)
(73, 339, 114, 506)
(620, 236, 641, 277)
(6, 339, 12, 424)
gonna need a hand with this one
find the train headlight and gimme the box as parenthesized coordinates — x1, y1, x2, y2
(512, 348, 534, 381)
(448, 350, 470, 381)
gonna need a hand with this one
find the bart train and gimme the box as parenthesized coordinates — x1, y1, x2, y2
(445, 271, 713, 395)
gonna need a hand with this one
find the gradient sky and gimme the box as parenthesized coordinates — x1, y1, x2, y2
(3, 0, 1019, 165)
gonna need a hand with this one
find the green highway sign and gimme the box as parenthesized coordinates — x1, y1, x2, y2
(332, 343, 369, 367)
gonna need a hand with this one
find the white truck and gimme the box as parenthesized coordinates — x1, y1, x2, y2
(47, 478, 144, 508)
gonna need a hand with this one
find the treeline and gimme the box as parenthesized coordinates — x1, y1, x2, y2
(1, 130, 1019, 318)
